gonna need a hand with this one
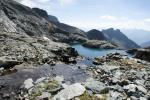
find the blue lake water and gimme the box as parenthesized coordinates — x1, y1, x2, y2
(72, 44, 130, 58)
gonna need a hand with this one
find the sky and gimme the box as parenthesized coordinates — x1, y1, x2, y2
(15, 0, 150, 31)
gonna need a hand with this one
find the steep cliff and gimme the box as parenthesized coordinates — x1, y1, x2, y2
(0, 0, 87, 43)
(102, 28, 140, 49)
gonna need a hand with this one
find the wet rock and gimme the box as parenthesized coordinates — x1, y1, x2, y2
(53, 83, 85, 100)
(0, 57, 22, 69)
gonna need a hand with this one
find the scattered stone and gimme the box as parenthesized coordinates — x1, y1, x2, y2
(123, 84, 137, 92)
(53, 83, 85, 100)
(110, 91, 125, 100)
(84, 78, 107, 93)
(137, 85, 147, 94)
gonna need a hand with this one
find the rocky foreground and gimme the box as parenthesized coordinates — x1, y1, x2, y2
(0, 53, 149, 100)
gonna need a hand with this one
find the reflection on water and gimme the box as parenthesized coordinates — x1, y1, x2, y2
(72, 44, 131, 58)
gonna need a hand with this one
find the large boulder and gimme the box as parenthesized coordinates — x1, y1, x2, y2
(134, 49, 150, 62)
(53, 83, 86, 100)
(127, 48, 150, 62)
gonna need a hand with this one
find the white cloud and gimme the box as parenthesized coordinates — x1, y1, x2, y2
(100, 15, 128, 21)
(100, 15, 117, 21)
(16, 0, 75, 7)
(58, 0, 75, 6)
(65, 17, 150, 31)
(37, 0, 50, 3)
(144, 18, 150, 22)
(20, 0, 36, 7)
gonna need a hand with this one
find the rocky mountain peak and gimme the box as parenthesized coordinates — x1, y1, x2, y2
(0, 0, 87, 43)
(86, 29, 106, 40)
(32, 8, 49, 19)
(102, 28, 140, 49)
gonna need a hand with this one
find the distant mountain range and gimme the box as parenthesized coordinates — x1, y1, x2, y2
(141, 41, 150, 47)
(86, 28, 140, 49)
(122, 29, 150, 45)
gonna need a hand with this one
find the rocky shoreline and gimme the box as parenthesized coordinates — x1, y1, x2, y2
(82, 40, 117, 49)
(127, 48, 150, 62)
(0, 53, 149, 100)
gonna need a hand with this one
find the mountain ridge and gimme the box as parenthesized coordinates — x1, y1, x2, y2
(0, 0, 87, 43)
(141, 41, 150, 47)
(86, 28, 140, 49)
(122, 29, 150, 45)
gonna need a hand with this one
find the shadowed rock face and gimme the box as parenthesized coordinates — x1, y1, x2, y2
(0, 0, 87, 43)
(0, 0, 53, 36)
(102, 28, 140, 49)
(134, 49, 150, 62)
(32, 8, 49, 19)
(86, 28, 140, 49)
(49, 22, 87, 43)
(86, 29, 106, 40)
(48, 15, 59, 23)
